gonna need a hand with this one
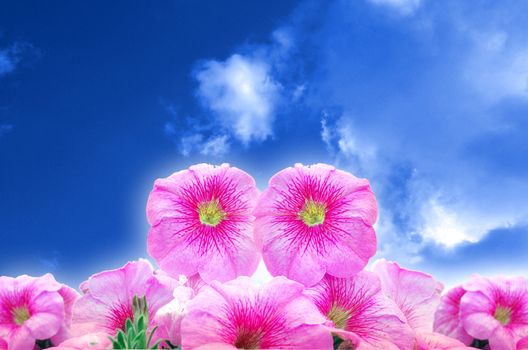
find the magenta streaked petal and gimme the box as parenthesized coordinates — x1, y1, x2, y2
(433, 286, 473, 344)
(147, 164, 260, 282)
(181, 276, 332, 349)
(0, 274, 74, 348)
(255, 163, 378, 286)
(459, 275, 528, 348)
(305, 272, 415, 350)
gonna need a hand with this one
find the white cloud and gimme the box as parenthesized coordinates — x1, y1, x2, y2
(178, 133, 230, 157)
(304, 0, 528, 260)
(179, 134, 203, 157)
(0, 50, 16, 76)
(367, 0, 422, 15)
(200, 135, 230, 156)
(195, 54, 281, 144)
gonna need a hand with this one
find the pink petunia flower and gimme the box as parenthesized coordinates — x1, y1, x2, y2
(254, 163, 377, 287)
(305, 272, 416, 350)
(372, 259, 443, 332)
(147, 163, 261, 283)
(433, 285, 473, 345)
(460, 275, 528, 350)
(0, 273, 79, 350)
(72, 259, 174, 339)
(47, 332, 111, 350)
(180, 276, 333, 349)
(154, 273, 206, 347)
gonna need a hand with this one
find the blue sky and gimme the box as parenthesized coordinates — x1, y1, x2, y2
(1, 0, 527, 288)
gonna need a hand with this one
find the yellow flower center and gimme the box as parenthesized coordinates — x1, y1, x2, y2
(299, 200, 326, 226)
(12, 306, 30, 325)
(198, 199, 226, 227)
(327, 304, 350, 329)
(494, 305, 512, 326)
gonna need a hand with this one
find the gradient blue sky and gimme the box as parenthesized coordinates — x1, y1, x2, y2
(1, 0, 527, 288)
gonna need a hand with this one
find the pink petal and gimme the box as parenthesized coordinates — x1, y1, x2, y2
(373, 259, 441, 332)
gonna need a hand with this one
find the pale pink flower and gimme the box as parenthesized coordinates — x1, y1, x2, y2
(460, 275, 528, 350)
(305, 272, 415, 350)
(433, 286, 472, 344)
(72, 259, 174, 338)
(48, 332, 111, 350)
(0, 274, 79, 350)
(147, 163, 260, 283)
(372, 259, 443, 332)
(415, 332, 471, 350)
(154, 273, 206, 347)
(180, 276, 332, 349)
(254, 163, 377, 286)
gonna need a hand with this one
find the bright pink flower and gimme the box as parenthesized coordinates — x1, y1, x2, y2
(433, 286, 473, 344)
(48, 332, 111, 350)
(460, 275, 528, 350)
(147, 163, 260, 283)
(254, 163, 377, 286)
(373, 259, 443, 332)
(305, 272, 415, 350)
(72, 259, 174, 338)
(180, 276, 332, 349)
(518, 336, 528, 350)
(0, 274, 79, 350)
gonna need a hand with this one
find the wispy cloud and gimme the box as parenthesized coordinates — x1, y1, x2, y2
(177, 133, 230, 157)
(306, 1, 528, 260)
(0, 124, 13, 138)
(195, 54, 281, 144)
(0, 42, 35, 78)
(0, 50, 16, 76)
(367, 0, 423, 15)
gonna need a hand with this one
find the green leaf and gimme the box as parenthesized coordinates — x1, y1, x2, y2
(149, 339, 163, 350)
(116, 330, 127, 349)
(146, 325, 158, 347)
(125, 318, 135, 334)
(137, 314, 147, 333)
(134, 329, 147, 349)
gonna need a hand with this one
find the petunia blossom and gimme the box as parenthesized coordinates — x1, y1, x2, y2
(460, 275, 528, 350)
(433, 285, 473, 345)
(180, 276, 332, 349)
(0, 273, 79, 350)
(154, 273, 206, 347)
(72, 259, 174, 339)
(372, 259, 443, 332)
(254, 163, 377, 287)
(305, 272, 415, 350)
(147, 163, 260, 283)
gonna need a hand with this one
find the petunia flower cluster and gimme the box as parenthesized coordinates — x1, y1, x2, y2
(1, 163, 527, 350)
